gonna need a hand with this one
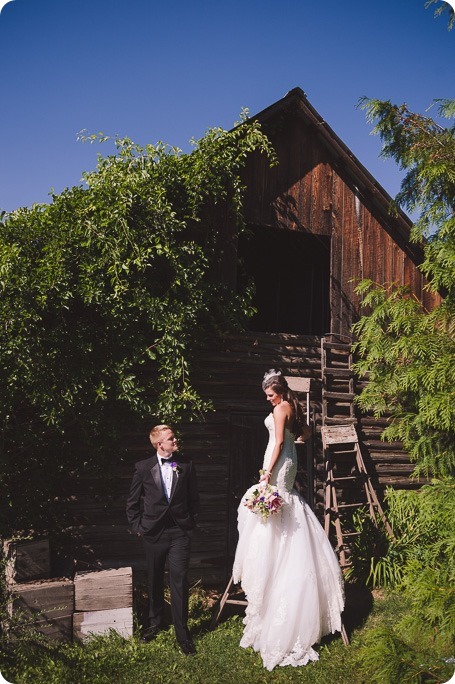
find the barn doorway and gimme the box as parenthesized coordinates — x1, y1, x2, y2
(227, 412, 269, 560)
(238, 226, 330, 335)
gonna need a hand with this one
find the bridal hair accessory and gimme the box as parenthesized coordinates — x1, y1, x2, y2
(262, 368, 282, 389)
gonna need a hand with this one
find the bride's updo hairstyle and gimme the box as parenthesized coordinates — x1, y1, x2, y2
(262, 369, 306, 436)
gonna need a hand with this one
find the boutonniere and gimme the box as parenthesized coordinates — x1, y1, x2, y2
(169, 461, 182, 474)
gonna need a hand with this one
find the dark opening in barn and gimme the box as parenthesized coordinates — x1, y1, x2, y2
(238, 226, 330, 334)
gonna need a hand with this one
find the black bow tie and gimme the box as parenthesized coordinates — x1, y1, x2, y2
(160, 457, 173, 466)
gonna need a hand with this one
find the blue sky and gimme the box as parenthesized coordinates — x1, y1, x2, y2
(0, 0, 453, 214)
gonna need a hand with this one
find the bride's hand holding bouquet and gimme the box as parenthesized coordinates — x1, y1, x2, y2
(243, 471, 284, 522)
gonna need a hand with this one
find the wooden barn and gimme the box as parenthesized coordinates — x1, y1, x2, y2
(63, 88, 440, 587)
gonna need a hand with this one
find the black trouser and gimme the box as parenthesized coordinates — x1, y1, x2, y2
(142, 525, 191, 643)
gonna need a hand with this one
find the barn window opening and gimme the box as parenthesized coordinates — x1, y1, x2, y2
(238, 226, 330, 335)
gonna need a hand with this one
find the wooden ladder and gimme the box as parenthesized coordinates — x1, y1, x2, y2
(320, 337, 394, 646)
(209, 574, 247, 629)
(210, 376, 313, 630)
(322, 423, 395, 570)
(321, 335, 356, 427)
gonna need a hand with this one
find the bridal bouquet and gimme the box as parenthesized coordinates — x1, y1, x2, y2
(243, 483, 283, 522)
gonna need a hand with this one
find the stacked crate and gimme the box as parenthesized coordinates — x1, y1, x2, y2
(3, 539, 134, 642)
(73, 567, 133, 640)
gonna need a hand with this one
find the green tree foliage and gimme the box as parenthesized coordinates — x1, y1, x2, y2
(359, 97, 455, 294)
(353, 98, 455, 478)
(351, 95, 455, 683)
(0, 117, 276, 534)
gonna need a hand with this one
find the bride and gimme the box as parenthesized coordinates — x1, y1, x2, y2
(232, 369, 345, 671)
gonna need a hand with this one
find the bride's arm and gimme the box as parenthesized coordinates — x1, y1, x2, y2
(260, 403, 288, 483)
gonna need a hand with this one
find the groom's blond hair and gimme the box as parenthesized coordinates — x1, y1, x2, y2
(149, 424, 173, 448)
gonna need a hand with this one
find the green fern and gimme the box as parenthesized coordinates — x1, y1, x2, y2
(350, 480, 455, 650)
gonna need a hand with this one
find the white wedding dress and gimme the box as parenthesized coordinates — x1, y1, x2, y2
(232, 413, 345, 671)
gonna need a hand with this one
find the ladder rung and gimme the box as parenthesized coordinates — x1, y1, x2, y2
(337, 502, 366, 509)
(340, 532, 361, 538)
(323, 368, 353, 377)
(322, 342, 352, 350)
(224, 599, 248, 606)
(323, 392, 355, 401)
(323, 417, 357, 425)
(326, 448, 357, 455)
(331, 476, 359, 481)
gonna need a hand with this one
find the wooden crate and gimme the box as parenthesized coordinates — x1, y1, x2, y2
(73, 606, 133, 640)
(13, 578, 74, 642)
(3, 538, 50, 584)
(74, 567, 132, 612)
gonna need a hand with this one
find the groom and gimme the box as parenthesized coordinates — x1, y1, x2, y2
(126, 424, 200, 655)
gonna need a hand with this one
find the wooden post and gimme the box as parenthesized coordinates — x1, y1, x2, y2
(285, 376, 314, 508)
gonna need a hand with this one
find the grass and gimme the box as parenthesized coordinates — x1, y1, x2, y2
(1, 585, 454, 684)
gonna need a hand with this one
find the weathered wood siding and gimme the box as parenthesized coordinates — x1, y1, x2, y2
(63, 333, 421, 585)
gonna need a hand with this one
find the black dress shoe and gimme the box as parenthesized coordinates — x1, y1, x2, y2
(141, 626, 161, 642)
(178, 639, 196, 655)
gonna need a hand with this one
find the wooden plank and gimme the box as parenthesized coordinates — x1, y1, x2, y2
(73, 606, 133, 640)
(13, 579, 74, 642)
(310, 158, 323, 234)
(298, 122, 313, 230)
(322, 424, 358, 445)
(330, 170, 343, 334)
(13, 579, 74, 618)
(74, 567, 132, 611)
(288, 116, 302, 230)
(323, 416, 357, 425)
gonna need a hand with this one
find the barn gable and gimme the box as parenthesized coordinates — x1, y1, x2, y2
(235, 87, 440, 336)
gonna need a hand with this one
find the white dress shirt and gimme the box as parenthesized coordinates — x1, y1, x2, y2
(158, 456, 174, 501)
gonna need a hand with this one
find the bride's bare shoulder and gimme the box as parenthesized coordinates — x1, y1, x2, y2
(274, 401, 293, 419)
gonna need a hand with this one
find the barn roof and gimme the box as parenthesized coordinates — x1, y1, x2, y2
(250, 87, 422, 263)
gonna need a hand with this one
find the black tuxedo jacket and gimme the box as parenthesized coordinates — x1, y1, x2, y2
(126, 453, 200, 538)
